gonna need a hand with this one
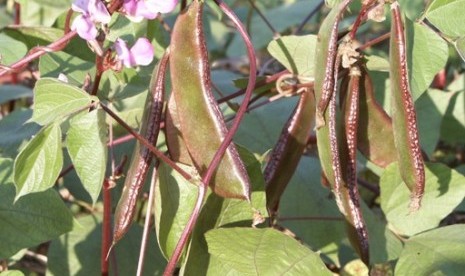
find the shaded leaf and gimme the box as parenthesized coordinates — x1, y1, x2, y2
(46, 214, 166, 276)
(0, 85, 33, 105)
(205, 228, 332, 275)
(66, 109, 107, 204)
(14, 123, 63, 200)
(31, 78, 93, 126)
(0, 109, 40, 158)
(380, 162, 465, 236)
(0, 157, 74, 259)
(267, 35, 317, 77)
(227, 1, 323, 56)
(395, 225, 465, 275)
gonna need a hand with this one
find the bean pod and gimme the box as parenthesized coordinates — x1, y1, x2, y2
(390, 2, 425, 211)
(170, 0, 251, 200)
(113, 50, 170, 244)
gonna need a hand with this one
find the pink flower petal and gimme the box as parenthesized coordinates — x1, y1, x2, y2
(71, 15, 98, 40)
(115, 38, 136, 67)
(146, 0, 178, 14)
(130, 38, 154, 66)
(72, 0, 90, 13)
(89, 0, 111, 24)
(123, 0, 158, 22)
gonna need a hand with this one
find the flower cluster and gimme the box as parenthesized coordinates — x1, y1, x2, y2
(71, 0, 178, 68)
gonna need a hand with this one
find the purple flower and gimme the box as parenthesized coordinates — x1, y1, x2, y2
(122, 0, 178, 22)
(114, 38, 154, 68)
(71, 0, 111, 40)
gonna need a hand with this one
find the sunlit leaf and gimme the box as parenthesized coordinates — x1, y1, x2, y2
(14, 123, 63, 200)
(205, 228, 332, 275)
(380, 162, 465, 236)
(267, 35, 317, 77)
(395, 225, 465, 275)
(0, 34, 27, 65)
(66, 109, 107, 204)
(31, 78, 93, 126)
(425, 0, 465, 38)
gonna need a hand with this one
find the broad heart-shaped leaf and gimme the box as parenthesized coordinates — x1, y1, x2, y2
(47, 214, 166, 276)
(0, 157, 74, 259)
(406, 20, 449, 101)
(395, 225, 465, 275)
(227, 0, 323, 57)
(399, 0, 429, 20)
(39, 52, 95, 86)
(425, 0, 465, 38)
(14, 123, 63, 200)
(31, 78, 94, 126)
(205, 228, 332, 276)
(267, 35, 317, 77)
(180, 146, 267, 275)
(0, 109, 40, 158)
(380, 162, 465, 236)
(154, 162, 199, 261)
(0, 34, 27, 65)
(440, 90, 465, 144)
(66, 109, 107, 204)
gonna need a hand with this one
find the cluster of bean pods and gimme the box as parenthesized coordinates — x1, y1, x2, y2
(110, 0, 426, 271)
(111, 0, 257, 271)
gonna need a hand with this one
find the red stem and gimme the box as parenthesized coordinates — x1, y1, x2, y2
(0, 31, 77, 77)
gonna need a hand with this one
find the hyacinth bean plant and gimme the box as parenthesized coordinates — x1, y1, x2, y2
(1, 0, 465, 275)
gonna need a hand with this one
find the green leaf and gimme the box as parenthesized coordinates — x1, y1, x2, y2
(267, 35, 317, 77)
(47, 214, 166, 276)
(415, 90, 450, 157)
(205, 228, 332, 275)
(0, 34, 28, 65)
(425, 0, 465, 38)
(0, 109, 40, 158)
(31, 78, 93, 126)
(3, 26, 95, 61)
(399, 0, 428, 20)
(235, 97, 297, 154)
(454, 35, 465, 62)
(0, 271, 25, 276)
(154, 162, 199, 260)
(66, 109, 107, 204)
(0, 157, 74, 259)
(365, 55, 390, 72)
(279, 157, 402, 266)
(0, 85, 33, 105)
(181, 146, 267, 275)
(227, 1, 323, 56)
(395, 225, 465, 275)
(39, 52, 95, 85)
(16, 0, 71, 27)
(14, 124, 63, 200)
(440, 90, 465, 144)
(406, 21, 449, 101)
(380, 162, 465, 236)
